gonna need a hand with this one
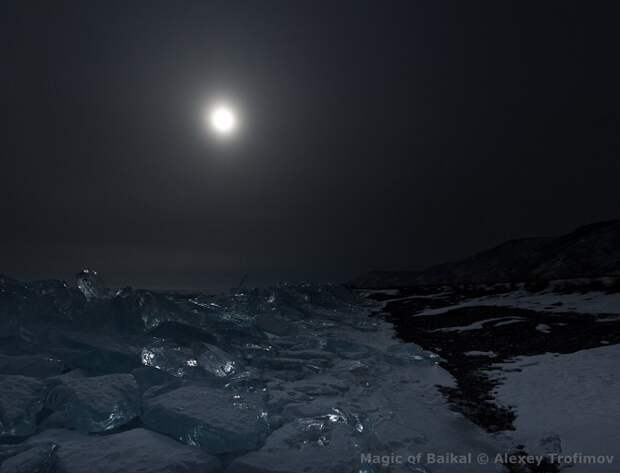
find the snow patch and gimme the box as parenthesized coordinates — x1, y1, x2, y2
(418, 291, 620, 316)
(491, 345, 620, 472)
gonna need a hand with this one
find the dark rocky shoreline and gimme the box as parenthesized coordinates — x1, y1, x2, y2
(366, 286, 620, 473)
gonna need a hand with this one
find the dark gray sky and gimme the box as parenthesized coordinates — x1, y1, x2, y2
(2, 1, 619, 291)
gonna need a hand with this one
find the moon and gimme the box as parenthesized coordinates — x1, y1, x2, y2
(208, 105, 237, 136)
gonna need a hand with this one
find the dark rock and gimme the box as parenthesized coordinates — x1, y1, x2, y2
(142, 384, 269, 454)
(0, 442, 56, 473)
(26, 428, 221, 473)
(0, 355, 65, 378)
(0, 376, 46, 437)
(45, 374, 140, 433)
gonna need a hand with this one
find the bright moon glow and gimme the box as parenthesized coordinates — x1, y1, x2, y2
(209, 106, 237, 135)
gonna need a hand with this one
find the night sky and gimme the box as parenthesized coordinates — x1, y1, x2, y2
(2, 1, 619, 291)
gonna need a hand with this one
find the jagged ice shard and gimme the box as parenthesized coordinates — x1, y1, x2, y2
(0, 272, 505, 472)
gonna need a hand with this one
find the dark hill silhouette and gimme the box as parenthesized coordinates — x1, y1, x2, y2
(350, 219, 620, 288)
